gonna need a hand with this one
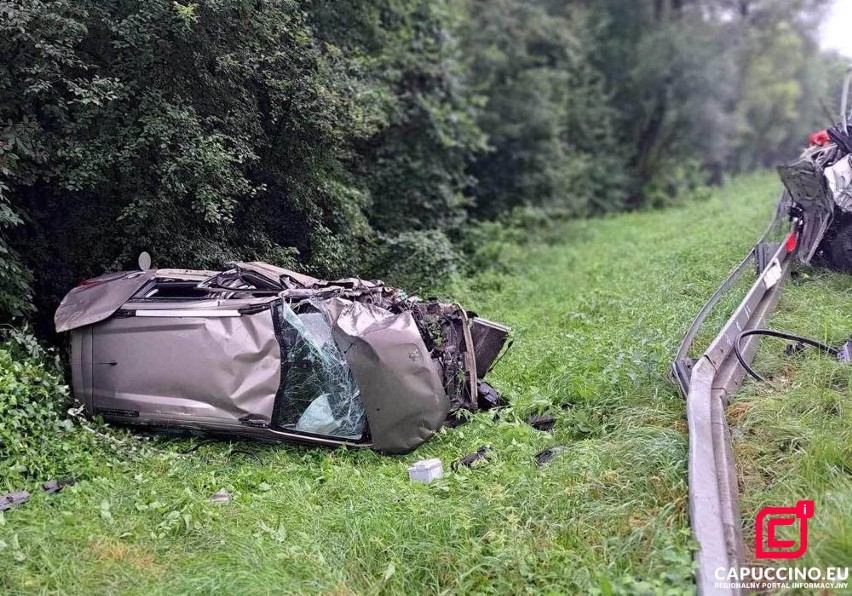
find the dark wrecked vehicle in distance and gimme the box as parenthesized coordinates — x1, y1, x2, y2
(777, 90, 852, 271)
(55, 262, 510, 453)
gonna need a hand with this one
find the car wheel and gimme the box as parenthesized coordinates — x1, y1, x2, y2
(827, 222, 852, 272)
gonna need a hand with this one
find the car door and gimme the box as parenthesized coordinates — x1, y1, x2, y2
(89, 302, 281, 430)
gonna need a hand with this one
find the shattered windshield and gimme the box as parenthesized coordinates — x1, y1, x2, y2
(272, 300, 366, 439)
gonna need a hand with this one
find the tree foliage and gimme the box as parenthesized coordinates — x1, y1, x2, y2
(465, 0, 628, 219)
(0, 0, 842, 328)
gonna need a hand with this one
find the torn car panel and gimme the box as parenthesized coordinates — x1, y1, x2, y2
(55, 270, 157, 333)
(326, 298, 448, 453)
(470, 317, 511, 376)
(55, 263, 511, 453)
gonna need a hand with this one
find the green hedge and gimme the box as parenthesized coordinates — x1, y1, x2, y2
(0, 330, 97, 487)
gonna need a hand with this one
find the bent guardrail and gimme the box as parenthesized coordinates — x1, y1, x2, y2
(673, 221, 798, 595)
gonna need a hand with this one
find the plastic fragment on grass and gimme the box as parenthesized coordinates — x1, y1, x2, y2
(535, 446, 568, 466)
(476, 380, 503, 410)
(408, 458, 444, 484)
(451, 446, 492, 471)
(41, 479, 75, 494)
(527, 413, 556, 432)
(209, 489, 231, 503)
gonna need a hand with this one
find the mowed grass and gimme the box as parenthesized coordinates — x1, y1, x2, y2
(2, 172, 828, 595)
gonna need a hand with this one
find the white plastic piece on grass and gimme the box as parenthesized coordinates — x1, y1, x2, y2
(408, 458, 444, 484)
(209, 489, 230, 503)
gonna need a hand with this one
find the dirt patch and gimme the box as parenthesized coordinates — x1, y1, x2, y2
(87, 539, 161, 572)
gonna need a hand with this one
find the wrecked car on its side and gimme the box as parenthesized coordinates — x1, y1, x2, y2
(55, 262, 509, 453)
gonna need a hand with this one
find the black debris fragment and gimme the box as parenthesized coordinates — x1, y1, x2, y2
(41, 478, 75, 494)
(476, 380, 504, 410)
(451, 446, 492, 471)
(527, 413, 556, 432)
(535, 446, 567, 466)
(784, 342, 807, 357)
(444, 410, 472, 428)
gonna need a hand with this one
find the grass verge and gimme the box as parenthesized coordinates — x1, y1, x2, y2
(733, 266, 852, 575)
(5, 172, 839, 594)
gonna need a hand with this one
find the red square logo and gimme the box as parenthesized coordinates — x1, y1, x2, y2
(755, 500, 814, 559)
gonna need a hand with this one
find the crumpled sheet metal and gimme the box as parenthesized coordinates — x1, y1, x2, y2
(89, 310, 281, 425)
(778, 152, 837, 263)
(55, 270, 156, 333)
(319, 298, 450, 453)
(238, 262, 320, 289)
(825, 155, 852, 211)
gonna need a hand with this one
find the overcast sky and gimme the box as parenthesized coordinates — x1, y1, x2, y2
(821, 0, 852, 58)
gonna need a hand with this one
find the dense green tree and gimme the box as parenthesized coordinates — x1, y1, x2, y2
(0, 0, 842, 330)
(464, 0, 628, 218)
(726, 0, 838, 170)
(1, 0, 379, 328)
(310, 0, 488, 286)
(589, 0, 740, 200)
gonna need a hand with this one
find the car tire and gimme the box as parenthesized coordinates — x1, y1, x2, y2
(827, 221, 852, 272)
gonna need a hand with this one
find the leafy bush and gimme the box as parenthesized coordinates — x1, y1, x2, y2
(642, 159, 712, 209)
(0, 329, 100, 487)
(370, 230, 459, 294)
(457, 204, 578, 277)
(0, 187, 32, 320)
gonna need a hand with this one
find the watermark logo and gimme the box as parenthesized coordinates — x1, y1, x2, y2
(755, 499, 814, 559)
(714, 501, 848, 591)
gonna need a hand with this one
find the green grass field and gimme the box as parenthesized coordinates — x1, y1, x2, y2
(1, 173, 849, 594)
(734, 266, 852, 571)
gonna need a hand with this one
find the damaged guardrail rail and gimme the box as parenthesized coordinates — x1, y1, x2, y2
(672, 219, 800, 596)
(676, 77, 852, 591)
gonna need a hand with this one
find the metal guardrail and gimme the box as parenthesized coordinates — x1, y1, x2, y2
(672, 223, 797, 595)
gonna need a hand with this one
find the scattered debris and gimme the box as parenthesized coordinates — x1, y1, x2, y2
(784, 341, 807, 357)
(407, 458, 444, 484)
(209, 489, 231, 503)
(0, 491, 30, 511)
(41, 479, 75, 494)
(451, 446, 493, 471)
(476, 380, 504, 410)
(527, 413, 556, 432)
(0, 479, 77, 513)
(535, 446, 567, 466)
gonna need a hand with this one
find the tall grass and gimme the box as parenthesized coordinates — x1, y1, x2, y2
(1, 173, 808, 594)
